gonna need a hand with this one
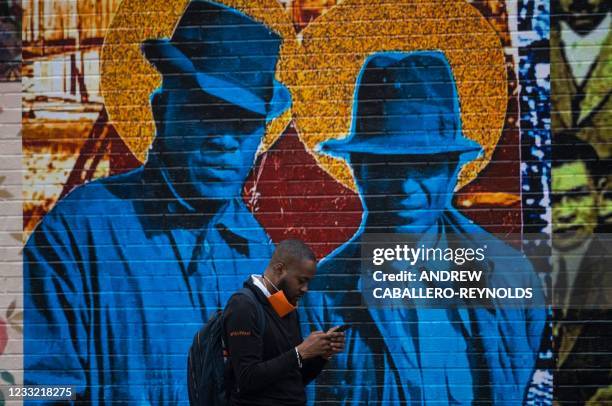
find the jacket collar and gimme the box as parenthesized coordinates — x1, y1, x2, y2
(569, 235, 612, 308)
(251, 274, 271, 297)
(551, 25, 612, 126)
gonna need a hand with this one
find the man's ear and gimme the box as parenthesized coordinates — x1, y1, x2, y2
(596, 175, 607, 191)
(273, 262, 287, 278)
(594, 176, 607, 206)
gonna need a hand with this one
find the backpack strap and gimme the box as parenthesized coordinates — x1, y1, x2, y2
(235, 287, 266, 336)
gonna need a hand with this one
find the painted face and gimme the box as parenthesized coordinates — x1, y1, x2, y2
(557, 0, 610, 34)
(552, 161, 599, 251)
(155, 88, 265, 202)
(351, 153, 459, 234)
(278, 258, 317, 305)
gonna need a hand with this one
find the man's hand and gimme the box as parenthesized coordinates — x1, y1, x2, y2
(324, 326, 346, 359)
(296, 331, 331, 360)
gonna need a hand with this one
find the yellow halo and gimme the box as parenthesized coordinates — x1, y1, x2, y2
(101, 0, 298, 163)
(279, 0, 508, 191)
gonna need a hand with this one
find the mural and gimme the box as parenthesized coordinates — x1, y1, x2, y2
(14, 0, 608, 404)
(302, 50, 545, 404)
(22, 0, 527, 242)
(550, 0, 612, 404)
(24, 1, 288, 402)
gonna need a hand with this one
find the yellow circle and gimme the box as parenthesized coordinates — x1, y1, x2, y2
(280, 0, 508, 191)
(101, 0, 298, 162)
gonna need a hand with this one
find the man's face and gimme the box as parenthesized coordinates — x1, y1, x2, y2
(351, 153, 458, 234)
(278, 258, 317, 305)
(557, 0, 609, 35)
(156, 88, 265, 201)
(552, 161, 599, 251)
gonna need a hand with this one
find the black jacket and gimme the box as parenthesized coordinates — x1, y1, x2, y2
(554, 236, 612, 404)
(223, 277, 326, 405)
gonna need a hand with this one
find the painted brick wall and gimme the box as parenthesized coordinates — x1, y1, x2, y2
(0, 0, 610, 404)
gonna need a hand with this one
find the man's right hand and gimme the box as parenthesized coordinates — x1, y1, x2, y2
(296, 331, 331, 359)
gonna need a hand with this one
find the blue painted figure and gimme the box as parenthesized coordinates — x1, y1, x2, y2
(303, 52, 546, 405)
(23, 1, 291, 404)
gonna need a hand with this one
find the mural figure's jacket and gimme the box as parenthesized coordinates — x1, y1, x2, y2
(302, 208, 546, 405)
(23, 157, 274, 404)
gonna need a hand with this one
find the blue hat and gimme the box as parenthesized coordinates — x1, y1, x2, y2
(141, 0, 291, 121)
(318, 51, 482, 157)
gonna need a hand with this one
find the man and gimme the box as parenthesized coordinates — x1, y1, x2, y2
(303, 51, 546, 404)
(552, 134, 612, 404)
(551, 0, 611, 161)
(224, 239, 345, 405)
(23, 1, 291, 403)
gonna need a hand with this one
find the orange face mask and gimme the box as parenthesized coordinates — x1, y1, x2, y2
(263, 275, 296, 318)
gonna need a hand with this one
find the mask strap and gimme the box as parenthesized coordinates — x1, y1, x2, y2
(262, 274, 280, 293)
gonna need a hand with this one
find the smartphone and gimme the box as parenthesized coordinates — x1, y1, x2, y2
(332, 324, 351, 333)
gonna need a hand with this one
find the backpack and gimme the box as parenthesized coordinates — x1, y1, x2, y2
(187, 287, 266, 406)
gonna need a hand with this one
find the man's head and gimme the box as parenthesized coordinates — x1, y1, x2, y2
(350, 152, 460, 234)
(318, 51, 481, 234)
(151, 88, 266, 202)
(142, 0, 291, 203)
(552, 134, 604, 251)
(265, 239, 317, 305)
(555, 0, 610, 35)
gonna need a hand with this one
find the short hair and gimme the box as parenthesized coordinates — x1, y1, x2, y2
(552, 132, 604, 183)
(270, 239, 316, 268)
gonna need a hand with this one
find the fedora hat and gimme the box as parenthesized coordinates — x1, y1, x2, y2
(318, 51, 482, 158)
(141, 0, 291, 121)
